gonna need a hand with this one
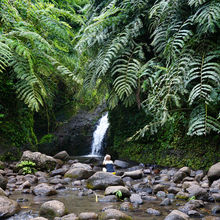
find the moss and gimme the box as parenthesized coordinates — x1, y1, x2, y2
(108, 106, 220, 170)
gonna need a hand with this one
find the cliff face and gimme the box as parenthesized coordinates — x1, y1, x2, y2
(38, 105, 107, 156)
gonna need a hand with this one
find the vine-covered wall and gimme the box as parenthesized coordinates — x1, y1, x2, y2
(108, 106, 220, 170)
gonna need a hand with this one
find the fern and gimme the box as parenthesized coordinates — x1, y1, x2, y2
(188, 0, 208, 7)
(193, 1, 220, 33)
(186, 52, 220, 105)
(0, 41, 12, 73)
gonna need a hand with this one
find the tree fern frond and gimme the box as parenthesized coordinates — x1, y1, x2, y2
(188, 0, 208, 7)
(193, 1, 220, 33)
(188, 104, 220, 135)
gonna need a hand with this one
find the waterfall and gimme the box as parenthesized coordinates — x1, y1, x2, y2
(90, 113, 109, 156)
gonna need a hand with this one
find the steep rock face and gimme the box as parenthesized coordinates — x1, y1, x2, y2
(39, 105, 107, 156)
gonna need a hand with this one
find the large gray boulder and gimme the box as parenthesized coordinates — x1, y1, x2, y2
(105, 186, 131, 198)
(20, 151, 57, 171)
(64, 168, 94, 180)
(0, 174, 7, 190)
(79, 212, 98, 219)
(173, 171, 187, 183)
(33, 183, 57, 196)
(122, 169, 143, 179)
(70, 163, 92, 170)
(114, 160, 130, 169)
(87, 172, 123, 190)
(54, 151, 70, 161)
(99, 209, 132, 220)
(208, 162, 220, 184)
(0, 196, 20, 218)
(186, 185, 208, 200)
(164, 210, 189, 220)
(40, 200, 66, 219)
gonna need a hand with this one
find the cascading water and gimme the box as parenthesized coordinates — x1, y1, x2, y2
(89, 113, 109, 156)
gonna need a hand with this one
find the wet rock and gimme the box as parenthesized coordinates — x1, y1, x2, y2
(160, 198, 171, 206)
(168, 186, 181, 194)
(195, 172, 204, 182)
(33, 183, 57, 196)
(87, 172, 123, 190)
(186, 185, 208, 200)
(146, 208, 161, 216)
(0, 187, 7, 196)
(202, 216, 220, 220)
(122, 170, 143, 179)
(105, 186, 130, 198)
(182, 181, 199, 189)
(120, 202, 134, 212)
(142, 195, 157, 201)
(153, 184, 165, 193)
(211, 179, 220, 191)
(38, 177, 48, 184)
(40, 200, 66, 218)
(132, 182, 152, 194)
(20, 151, 57, 171)
(99, 208, 132, 220)
(143, 169, 151, 174)
(114, 160, 130, 169)
(98, 195, 118, 202)
(212, 193, 220, 202)
(24, 174, 38, 184)
(54, 213, 78, 220)
(19, 181, 31, 190)
(54, 151, 70, 161)
(51, 168, 68, 177)
(156, 191, 166, 198)
(49, 178, 62, 185)
(31, 218, 48, 220)
(175, 192, 189, 200)
(179, 167, 191, 176)
(187, 210, 203, 217)
(70, 163, 92, 170)
(54, 183, 65, 190)
(173, 172, 187, 183)
(130, 194, 143, 204)
(35, 171, 48, 178)
(208, 162, 220, 184)
(164, 210, 189, 220)
(64, 168, 94, 180)
(0, 174, 7, 190)
(0, 196, 20, 218)
(212, 205, 220, 215)
(78, 212, 98, 219)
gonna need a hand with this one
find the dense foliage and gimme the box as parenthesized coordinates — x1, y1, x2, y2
(76, 0, 220, 137)
(0, 0, 219, 166)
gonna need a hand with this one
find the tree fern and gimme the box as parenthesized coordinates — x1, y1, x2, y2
(193, 1, 220, 33)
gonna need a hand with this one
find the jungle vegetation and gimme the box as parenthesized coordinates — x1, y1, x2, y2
(0, 0, 219, 164)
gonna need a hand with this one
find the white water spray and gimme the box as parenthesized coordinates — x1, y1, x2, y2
(90, 113, 109, 156)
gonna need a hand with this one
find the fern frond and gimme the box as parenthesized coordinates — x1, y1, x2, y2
(193, 1, 220, 33)
(0, 41, 12, 73)
(188, 0, 208, 7)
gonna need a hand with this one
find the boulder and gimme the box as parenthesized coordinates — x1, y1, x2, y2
(105, 186, 131, 197)
(130, 194, 143, 204)
(146, 208, 161, 216)
(0, 187, 7, 196)
(0, 174, 7, 190)
(40, 200, 66, 219)
(31, 218, 48, 220)
(20, 151, 57, 171)
(51, 168, 68, 177)
(54, 213, 78, 220)
(70, 163, 92, 170)
(212, 193, 220, 202)
(186, 185, 208, 200)
(179, 167, 191, 175)
(173, 172, 187, 183)
(0, 196, 20, 218)
(120, 202, 134, 212)
(153, 184, 166, 193)
(160, 198, 171, 206)
(122, 170, 143, 179)
(208, 162, 220, 184)
(114, 160, 130, 169)
(99, 209, 132, 220)
(79, 212, 98, 219)
(87, 172, 123, 190)
(64, 168, 94, 180)
(164, 210, 189, 220)
(54, 151, 70, 161)
(168, 187, 181, 194)
(33, 183, 57, 196)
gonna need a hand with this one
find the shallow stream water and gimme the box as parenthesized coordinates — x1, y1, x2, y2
(7, 187, 220, 220)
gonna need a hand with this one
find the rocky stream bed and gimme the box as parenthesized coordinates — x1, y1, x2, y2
(0, 150, 219, 220)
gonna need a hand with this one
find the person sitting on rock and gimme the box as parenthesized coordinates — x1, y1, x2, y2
(103, 154, 115, 174)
